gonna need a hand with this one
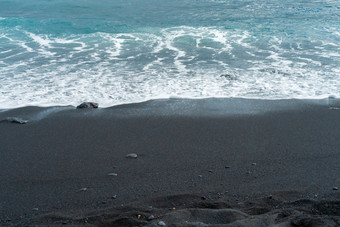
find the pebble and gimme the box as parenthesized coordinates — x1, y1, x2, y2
(225, 166, 231, 169)
(107, 172, 118, 176)
(112, 195, 117, 199)
(252, 163, 257, 166)
(158, 221, 166, 226)
(147, 215, 155, 220)
(201, 196, 207, 200)
(198, 175, 202, 178)
(79, 187, 87, 192)
(32, 208, 39, 211)
(333, 187, 338, 190)
(126, 153, 138, 158)
(76, 102, 98, 109)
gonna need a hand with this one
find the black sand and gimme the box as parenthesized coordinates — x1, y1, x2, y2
(0, 98, 339, 226)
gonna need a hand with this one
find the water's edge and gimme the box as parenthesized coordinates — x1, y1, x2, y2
(0, 97, 338, 123)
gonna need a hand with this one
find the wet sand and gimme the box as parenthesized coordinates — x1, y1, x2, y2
(0, 98, 339, 226)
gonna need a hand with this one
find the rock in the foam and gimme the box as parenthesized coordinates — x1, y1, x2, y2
(76, 102, 98, 109)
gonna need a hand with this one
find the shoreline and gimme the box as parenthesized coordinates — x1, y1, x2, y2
(0, 98, 339, 226)
(0, 97, 336, 118)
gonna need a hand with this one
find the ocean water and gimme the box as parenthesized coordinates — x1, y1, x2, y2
(0, 0, 339, 108)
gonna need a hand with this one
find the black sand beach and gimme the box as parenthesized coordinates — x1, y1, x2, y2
(0, 98, 339, 226)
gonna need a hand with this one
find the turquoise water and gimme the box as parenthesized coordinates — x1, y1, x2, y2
(0, 0, 339, 108)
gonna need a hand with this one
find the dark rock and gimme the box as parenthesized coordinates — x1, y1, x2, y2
(76, 102, 98, 109)
(220, 74, 237, 80)
(333, 187, 338, 190)
(1, 117, 28, 124)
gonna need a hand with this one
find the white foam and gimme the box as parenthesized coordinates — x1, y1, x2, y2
(28, 32, 52, 48)
(0, 26, 339, 109)
(162, 27, 188, 74)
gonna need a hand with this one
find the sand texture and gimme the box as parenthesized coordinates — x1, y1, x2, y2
(0, 98, 339, 226)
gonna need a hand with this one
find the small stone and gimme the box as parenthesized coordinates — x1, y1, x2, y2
(79, 187, 87, 192)
(252, 163, 257, 166)
(225, 166, 231, 169)
(62, 221, 68, 225)
(201, 196, 207, 200)
(208, 170, 213, 173)
(102, 201, 107, 204)
(126, 153, 138, 159)
(107, 172, 118, 176)
(269, 194, 273, 199)
(32, 208, 39, 211)
(76, 102, 98, 109)
(246, 171, 251, 174)
(147, 215, 155, 221)
(333, 187, 338, 190)
(198, 175, 202, 178)
(158, 221, 166, 226)
(112, 195, 117, 199)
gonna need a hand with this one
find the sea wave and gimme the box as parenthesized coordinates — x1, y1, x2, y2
(0, 0, 339, 108)
(0, 24, 339, 108)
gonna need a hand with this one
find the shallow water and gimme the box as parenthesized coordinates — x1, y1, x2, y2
(0, 0, 339, 108)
